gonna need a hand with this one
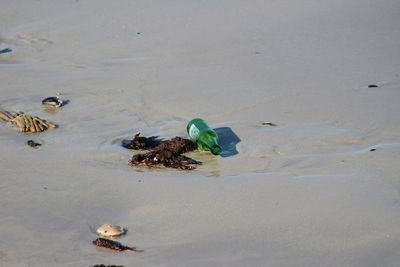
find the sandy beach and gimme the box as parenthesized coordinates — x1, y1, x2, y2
(1, 0, 400, 266)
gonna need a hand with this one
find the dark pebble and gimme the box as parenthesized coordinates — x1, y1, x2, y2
(370, 148, 376, 151)
(368, 84, 378, 88)
(27, 140, 41, 148)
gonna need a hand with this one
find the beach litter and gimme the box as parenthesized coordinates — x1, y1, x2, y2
(0, 110, 57, 133)
(96, 224, 125, 237)
(93, 237, 143, 252)
(187, 118, 222, 155)
(27, 140, 41, 148)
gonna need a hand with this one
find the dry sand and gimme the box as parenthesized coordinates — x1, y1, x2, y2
(1, 0, 400, 266)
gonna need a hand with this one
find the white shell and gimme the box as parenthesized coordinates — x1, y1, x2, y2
(96, 224, 125, 237)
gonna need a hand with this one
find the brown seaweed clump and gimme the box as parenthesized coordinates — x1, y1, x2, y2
(93, 238, 143, 252)
(122, 133, 164, 150)
(129, 136, 201, 170)
(153, 136, 197, 154)
(131, 149, 201, 170)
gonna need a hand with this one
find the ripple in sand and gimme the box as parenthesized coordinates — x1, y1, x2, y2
(0, 34, 53, 63)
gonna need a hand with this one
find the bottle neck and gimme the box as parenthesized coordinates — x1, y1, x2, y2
(210, 144, 222, 155)
(198, 139, 222, 155)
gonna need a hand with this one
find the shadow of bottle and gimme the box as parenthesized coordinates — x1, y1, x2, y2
(214, 127, 241, 157)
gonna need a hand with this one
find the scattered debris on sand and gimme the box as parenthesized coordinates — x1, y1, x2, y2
(126, 134, 201, 170)
(262, 122, 277, 127)
(0, 48, 12, 54)
(96, 224, 125, 237)
(0, 111, 57, 133)
(93, 238, 143, 252)
(27, 140, 41, 148)
(42, 96, 65, 107)
(122, 132, 163, 150)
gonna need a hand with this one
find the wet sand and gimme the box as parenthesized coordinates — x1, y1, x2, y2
(1, 0, 400, 266)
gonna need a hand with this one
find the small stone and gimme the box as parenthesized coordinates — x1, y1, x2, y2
(368, 84, 378, 88)
(370, 148, 376, 151)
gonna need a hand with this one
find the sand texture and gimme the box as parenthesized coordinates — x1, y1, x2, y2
(1, 0, 400, 266)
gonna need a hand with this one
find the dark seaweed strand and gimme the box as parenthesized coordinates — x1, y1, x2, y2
(93, 238, 143, 252)
(130, 150, 201, 170)
(122, 134, 164, 150)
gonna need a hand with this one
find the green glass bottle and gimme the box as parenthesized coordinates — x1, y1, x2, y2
(187, 118, 222, 155)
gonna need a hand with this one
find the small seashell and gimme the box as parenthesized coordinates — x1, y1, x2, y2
(42, 96, 64, 107)
(96, 224, 125, 237)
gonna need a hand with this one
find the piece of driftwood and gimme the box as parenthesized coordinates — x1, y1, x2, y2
(0, 111, 57, 133)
